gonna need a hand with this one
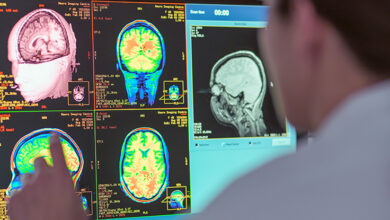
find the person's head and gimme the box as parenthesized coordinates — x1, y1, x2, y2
(8, 8, 76, 103)
(261, 0, 390, 131)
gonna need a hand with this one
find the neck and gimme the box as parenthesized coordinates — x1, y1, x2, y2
(307, 36, 382, 131)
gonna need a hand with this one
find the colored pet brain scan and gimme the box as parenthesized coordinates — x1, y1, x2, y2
(170, 190, 185, 209)
(6, 128, 83, 196)
(116, 20, 166, 106)
(169, 85, 180, 101)
(8, 8, 76, 103)
(210, 51, 267, 137)
(119, 127, 169, 203)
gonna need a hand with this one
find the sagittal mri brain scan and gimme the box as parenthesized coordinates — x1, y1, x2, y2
(8, 8, 76, 103)
(210, 50, 267, 137)
(119, 127, 169, 203)
(116, 20, 166, 106)
(6, 128, 84, 196)
(170, 190, 185, 209)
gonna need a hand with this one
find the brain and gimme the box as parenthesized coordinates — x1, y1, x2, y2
(18, 10, 69, 63)
(215, 56, 262, 104)
(12, 129, 83, 184)
(118, 21, 163, 73)
(119, 128, 169, 203)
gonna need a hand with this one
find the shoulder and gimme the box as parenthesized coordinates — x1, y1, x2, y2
(196, 139, 390, 220)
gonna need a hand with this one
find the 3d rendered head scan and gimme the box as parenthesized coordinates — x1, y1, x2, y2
(116, 20, 166, 106)
(6, 128, 84, 196)
(119, 127, 169, 203)
(8, 8, 77, 103)
(210, 50, 267, 137)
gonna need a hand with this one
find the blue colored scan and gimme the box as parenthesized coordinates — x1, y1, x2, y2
(170, 190, 185, 209)
(168, 85, 180, 101)
(82, 196, 88, 211)
(119, 128, 169, 203)
(116, 20, 166, 106)
(6, 128, 84, 196)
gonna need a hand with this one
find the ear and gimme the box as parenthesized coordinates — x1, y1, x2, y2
(292, 0, 326, 73)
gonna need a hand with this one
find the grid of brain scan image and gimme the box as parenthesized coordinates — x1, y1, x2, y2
(0, 0, 191, 219)
(0, 1, 294, 219)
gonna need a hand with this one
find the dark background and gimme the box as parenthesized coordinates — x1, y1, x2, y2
(95, 110, 190, 218)
(0, 0, 94, 111)
(93, 2, 188, 109)
(110, 0, 263, 4)
(191, 26, 286, 139)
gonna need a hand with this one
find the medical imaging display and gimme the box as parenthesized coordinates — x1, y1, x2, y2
(93, 2, 188, 109)
(95, 110, 190, 218)
(191, 26, 286, 139)
(0, 0, 93, 111)
(0, 111, 96, 217)
(0, 1, 291, 219)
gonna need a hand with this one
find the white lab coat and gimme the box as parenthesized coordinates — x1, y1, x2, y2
(193, 80, 390, 220)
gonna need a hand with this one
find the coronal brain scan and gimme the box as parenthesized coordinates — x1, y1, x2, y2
(119, 127, 169, 203)
(210, 50, 267, 137)
(116, 20, 166, 106)
(6, 128, 84, 196)
(8, 8, 76, 103)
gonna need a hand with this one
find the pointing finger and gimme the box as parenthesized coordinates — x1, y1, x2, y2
(21, 173, 34, 187)
(49, 132, 68, 174)
(34, 157, 49, 174)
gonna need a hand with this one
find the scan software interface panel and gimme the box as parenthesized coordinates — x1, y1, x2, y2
(0, 1, 296, 219)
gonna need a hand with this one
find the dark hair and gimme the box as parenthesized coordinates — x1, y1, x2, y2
(277, 0, 390, 75)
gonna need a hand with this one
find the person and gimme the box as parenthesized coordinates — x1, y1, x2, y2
(7, 0, 390, 219)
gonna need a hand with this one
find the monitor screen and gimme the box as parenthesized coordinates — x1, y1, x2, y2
(0, 0, 296, 219)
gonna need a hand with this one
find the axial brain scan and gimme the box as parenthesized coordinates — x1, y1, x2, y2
(6, 128, 84, 196)
(210, 50, 267, 137)
(8, 8, 76, 103)
(119, 128, 169, 203)
(116, 20, 166, 106)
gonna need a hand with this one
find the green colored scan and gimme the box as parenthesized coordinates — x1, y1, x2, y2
(7, 128, 84, 196)
(119, 128, 169, 203)
(15, 136, 79, 174)
(119, 26, 163, 73)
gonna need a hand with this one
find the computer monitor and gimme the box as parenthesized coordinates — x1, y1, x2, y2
(0, 0, 296, 219)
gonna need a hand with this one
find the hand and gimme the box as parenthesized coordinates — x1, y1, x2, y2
(7, 133, 88, 220)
